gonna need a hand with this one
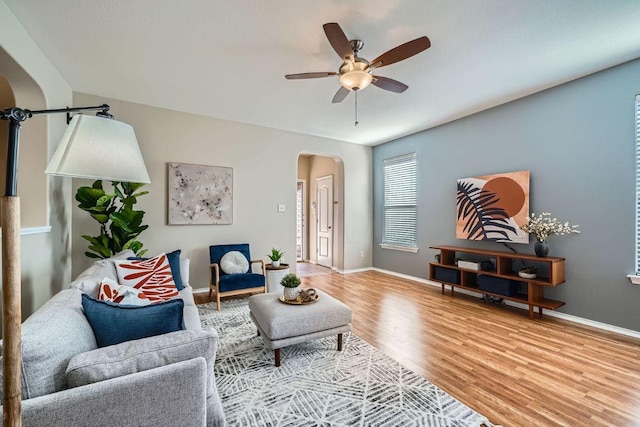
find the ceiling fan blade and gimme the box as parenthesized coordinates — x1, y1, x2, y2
(285, 72, 337, 80)
(372, 76, 408, 93)
(370, 36, 431, 68)
(323, 23, 354, 62)
(332, 86, 350, 103)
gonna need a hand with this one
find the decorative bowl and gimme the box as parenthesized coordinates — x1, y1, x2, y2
(518, 271, 537, 279)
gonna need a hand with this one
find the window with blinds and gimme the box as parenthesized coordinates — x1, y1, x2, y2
(382, 152, 418, 251)
(636, 95, 640, 274)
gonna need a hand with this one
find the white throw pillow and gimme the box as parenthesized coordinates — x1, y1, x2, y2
(98, 277, 151, 306)
(220, 251, 249, 274)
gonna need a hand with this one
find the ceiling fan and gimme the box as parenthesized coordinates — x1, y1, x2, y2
(285, 22, 431, 104)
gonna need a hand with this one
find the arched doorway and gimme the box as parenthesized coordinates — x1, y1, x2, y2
(296, 153, 344, 276)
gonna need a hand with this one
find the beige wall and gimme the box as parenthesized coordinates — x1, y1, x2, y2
(0, 2, 73, 320)
(0, 75, 13, 201)
(297, 155, 310, 261)
(72, 93, 373, 289)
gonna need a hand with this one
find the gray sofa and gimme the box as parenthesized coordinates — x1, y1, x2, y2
(0, 250, 225, 426)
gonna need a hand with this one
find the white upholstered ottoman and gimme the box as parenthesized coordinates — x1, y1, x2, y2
(248, 289, 352, 366)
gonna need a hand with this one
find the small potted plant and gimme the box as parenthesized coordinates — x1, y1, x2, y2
(280, 273, 301, 301)
(268, 248, 284, 267)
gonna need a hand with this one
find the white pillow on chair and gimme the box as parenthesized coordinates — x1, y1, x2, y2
(219, 251, 249, 274)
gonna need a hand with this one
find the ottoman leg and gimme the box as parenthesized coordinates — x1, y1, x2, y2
(338, 333, 343, 351)
(275, 348, 281, 367)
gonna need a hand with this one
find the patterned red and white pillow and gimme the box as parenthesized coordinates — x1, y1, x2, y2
(113, 253, 179, 302)
(98, 277, 151, 306)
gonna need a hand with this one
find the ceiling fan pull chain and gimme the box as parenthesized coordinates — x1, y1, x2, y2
(355, 90, 359, 126)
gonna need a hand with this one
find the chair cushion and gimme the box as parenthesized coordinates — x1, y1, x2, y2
(220, 250, 249, 274)
(209, 244, 252, 278)
(219, 273, 265, 293)
(82, 295, 185, 347)
(113, 253, 179, 302)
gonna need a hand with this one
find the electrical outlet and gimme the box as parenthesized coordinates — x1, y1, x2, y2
(277, 204, 285, 212)
(360, 251, 364, 258)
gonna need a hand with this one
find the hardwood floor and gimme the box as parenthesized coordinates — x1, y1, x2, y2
(295, 261, 333, 278)
(300, 271, 640, 426)
(196, 270, 640, 426)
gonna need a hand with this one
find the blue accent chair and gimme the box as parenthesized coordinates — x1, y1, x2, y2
(209, 244, 266, 310)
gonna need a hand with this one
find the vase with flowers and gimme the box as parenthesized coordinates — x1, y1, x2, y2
(519, 212, 580, 257)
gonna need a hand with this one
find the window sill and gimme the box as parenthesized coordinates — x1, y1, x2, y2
(0, 226, 52, 237)
(627, 274, 640, 285)
(379, 244, 419, 253)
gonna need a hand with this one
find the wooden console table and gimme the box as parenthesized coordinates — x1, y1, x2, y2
(429, 245, 566, 319)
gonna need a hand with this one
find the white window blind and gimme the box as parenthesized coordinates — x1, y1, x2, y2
(635, 95, 640, 274)
(382, 152, 417, 250)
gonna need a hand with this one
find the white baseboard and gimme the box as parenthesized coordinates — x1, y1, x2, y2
(338, 267, 373, 275)
(369, 268, 640, 340)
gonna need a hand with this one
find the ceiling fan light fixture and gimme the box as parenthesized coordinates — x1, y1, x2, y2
(339, 70, 373, 91)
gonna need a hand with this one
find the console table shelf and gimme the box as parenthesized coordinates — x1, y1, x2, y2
(429, 245, 566, 319)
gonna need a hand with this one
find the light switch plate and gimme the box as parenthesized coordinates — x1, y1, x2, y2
(277, 204, 285, 212)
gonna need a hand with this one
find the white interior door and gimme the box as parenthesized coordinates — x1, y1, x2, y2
(316, 175, 333, 268)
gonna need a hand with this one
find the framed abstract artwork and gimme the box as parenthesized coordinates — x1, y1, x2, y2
(167, 162, 233, 225)
(456, 170, 530, 243)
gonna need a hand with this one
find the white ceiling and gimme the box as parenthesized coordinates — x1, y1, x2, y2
(4, 0, 640, 146)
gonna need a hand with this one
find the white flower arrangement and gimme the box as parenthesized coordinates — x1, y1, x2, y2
(520, 212, 580, 242)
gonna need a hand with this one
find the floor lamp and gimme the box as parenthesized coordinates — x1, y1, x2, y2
(0, 104, 150, 426)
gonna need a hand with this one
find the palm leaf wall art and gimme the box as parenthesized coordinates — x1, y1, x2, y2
(456, 170, 530, 243)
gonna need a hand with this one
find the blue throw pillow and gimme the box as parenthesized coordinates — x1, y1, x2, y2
(166, 249, 184, 290)
(82, 294, 185, 348)
(127, 249, 184, 290)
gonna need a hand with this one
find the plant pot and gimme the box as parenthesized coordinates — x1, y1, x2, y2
(283, 286, 299, 301)
(534, 240, 549, 257)
(271, 260, 280, 268)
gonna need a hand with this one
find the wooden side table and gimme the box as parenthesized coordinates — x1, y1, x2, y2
(265, 263, 290, 293)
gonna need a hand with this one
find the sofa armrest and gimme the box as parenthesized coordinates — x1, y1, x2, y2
(11, 358, 208, 427)
(66, 329, 218, 397)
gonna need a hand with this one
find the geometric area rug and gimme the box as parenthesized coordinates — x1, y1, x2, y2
(199, 298, 495, 427)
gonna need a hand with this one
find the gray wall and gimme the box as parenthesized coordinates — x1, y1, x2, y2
(373, 57, 640, 331)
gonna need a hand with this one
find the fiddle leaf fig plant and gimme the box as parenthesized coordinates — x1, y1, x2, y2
(76, 180, 149, 259)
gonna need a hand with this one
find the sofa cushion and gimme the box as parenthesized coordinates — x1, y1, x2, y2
(0, 288, 97, 399)
(82, 295, 185, 347)
(113, 253, 179, 302)
(65, 329, 218, 397)
(220, 250, 249, 274)
(180, 257, 190, 285)
(69, 249, 135, 296)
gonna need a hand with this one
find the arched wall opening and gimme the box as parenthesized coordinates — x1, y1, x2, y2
(297, 153, 345, 271)
(0, 47, 48, 228)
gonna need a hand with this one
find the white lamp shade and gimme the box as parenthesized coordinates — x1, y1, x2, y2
(45, 114, 151, 183)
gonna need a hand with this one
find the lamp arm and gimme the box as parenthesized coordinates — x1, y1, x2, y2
(0, 104, 112, 196)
